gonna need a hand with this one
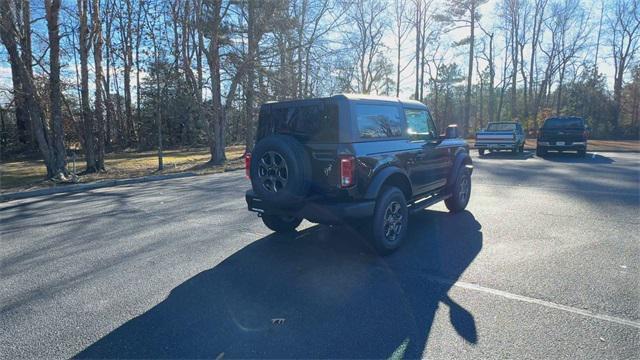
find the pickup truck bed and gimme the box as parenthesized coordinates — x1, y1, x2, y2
(475, 122, 525, 154)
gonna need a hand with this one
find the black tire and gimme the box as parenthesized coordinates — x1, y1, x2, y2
(478, 149, 485, 156)
(261, 214, 302, 233)
(536, 146, 547, 157)
(367, 187, 409, 255)
(250, 135, 311, 205)
(445, 166, 471, 213)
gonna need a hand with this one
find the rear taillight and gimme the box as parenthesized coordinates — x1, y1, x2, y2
(245, 153, 251, 179)
(340, 155, 355, 188)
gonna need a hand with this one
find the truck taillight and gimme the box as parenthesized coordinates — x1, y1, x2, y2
(245, 153, 251, 179)
(340, 156, 355, 188)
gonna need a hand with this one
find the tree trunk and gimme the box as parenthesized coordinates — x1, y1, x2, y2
(14, 0, 32, 148)
(93, 0, 105, 170)
(123, 0, 134, 145)
(244, 0, 257, 153)
(206, 0, 225, 163)
(78, 0, 96, 172)
(104, 0, 113, 150)
(463, 3, 476, 136)
(46, 0, 67, 174)
(414, 0, 421, 100)
(0, 0, 61, 178)
(488, 32, 495, 123)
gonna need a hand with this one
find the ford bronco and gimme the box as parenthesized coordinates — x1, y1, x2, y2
(245, 94, 473, 254)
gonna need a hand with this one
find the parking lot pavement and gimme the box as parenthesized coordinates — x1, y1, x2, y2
(1, 151, 638, 359)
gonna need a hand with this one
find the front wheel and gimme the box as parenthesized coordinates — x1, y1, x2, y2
(261, 214, 302, 233)
(445, 167, 471, 213)
(367, 187, 408, 255)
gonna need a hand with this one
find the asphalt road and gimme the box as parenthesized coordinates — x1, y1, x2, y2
(1, 151, 639, 359)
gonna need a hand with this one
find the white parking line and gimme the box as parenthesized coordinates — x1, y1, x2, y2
(423, 274, 640, 329)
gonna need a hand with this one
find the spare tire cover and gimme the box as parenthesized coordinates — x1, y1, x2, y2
(250, 135, 311, 205)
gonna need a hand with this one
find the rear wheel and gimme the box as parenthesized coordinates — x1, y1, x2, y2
(261, 214, 302, 233)
(367, 187, 408, 255)
(445, 167, 471, 213)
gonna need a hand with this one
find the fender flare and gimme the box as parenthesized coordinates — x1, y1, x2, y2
(447, 150, 473, 190)
(364, 166, 411, 200)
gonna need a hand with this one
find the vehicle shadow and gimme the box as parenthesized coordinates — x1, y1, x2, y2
(538, 152, 615, 164)
(75, 210, 483, 359)
(478, 150, 534, 160)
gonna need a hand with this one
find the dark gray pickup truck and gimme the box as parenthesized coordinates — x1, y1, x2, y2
(537, 116, 589, 157)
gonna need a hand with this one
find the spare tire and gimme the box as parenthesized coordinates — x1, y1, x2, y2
(250, 135, 311, 205)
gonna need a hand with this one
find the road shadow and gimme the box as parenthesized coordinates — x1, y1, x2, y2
(538, 152, 615, 164)
(478, 150, 534, 161)
(75, 210, 482, 359)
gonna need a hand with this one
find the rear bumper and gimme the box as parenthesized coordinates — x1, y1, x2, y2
(538, 141, 586, 151)
(475, 142, 517, 149)
(245, 190, 375, 224)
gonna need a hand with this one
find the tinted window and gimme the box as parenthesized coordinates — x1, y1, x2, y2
(404, 109, 436, 140)
(257, 102, 338, 143)
(355, 104, 403, 139)
(487, 123, 517, 131)
(543, 117, 584, 129)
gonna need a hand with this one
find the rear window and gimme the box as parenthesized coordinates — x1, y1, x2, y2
(355, 104, 403, 139)
(487, 123, 516, 131)
(543, 117, 584, 129)
(257, 102, 338, 143)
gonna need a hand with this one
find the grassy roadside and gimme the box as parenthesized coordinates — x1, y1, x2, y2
(0, 146, 245, 193)
(1, 140, 637, 194)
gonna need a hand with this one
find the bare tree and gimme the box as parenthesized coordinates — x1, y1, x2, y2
(346, 0, 389, 94)
(46, 0, 68, 175)
(439, 0, 488, 135)
(393, 0, 412, 97)
(93, 0, 106, 170)
(0, 0, 68, 178)
(78, 0, 96, 172)
(608, 0, 640, 134)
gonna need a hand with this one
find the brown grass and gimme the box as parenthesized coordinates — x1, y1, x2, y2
(0, 146, 246, 193)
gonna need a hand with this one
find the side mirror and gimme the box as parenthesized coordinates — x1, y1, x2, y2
(445, 124, 459, 139)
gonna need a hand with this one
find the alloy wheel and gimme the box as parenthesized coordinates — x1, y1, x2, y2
(258, 151, 288, 193)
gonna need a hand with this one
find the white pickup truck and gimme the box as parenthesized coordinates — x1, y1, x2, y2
(474, 122, 525, 156)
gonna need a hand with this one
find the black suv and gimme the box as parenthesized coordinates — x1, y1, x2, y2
(537, 116, 589, 157)
(245, 94, 473, 254)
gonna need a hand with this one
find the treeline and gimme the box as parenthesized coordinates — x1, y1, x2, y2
(0, 0, 638, 179)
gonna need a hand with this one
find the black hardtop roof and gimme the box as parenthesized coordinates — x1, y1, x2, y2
(263, 93, 428, 109)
